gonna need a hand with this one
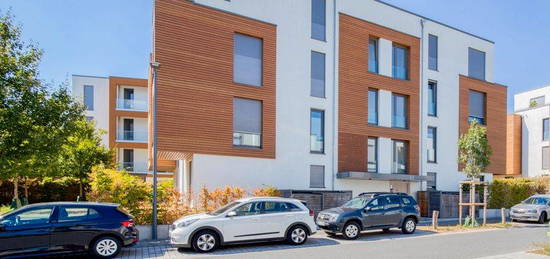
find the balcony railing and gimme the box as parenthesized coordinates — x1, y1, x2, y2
(120, 162, 147, 173)
(116, 98, 148, 111)
(116, 130, 148, 142)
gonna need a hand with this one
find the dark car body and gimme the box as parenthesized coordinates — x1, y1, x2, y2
(0, 202, 138, 258)
(316, 193, 420, 235)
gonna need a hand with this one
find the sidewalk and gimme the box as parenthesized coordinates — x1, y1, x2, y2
(476, 251, 548, 259)
(418, 216, 507, 226)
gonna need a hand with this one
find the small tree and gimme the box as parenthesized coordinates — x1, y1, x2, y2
(458, 121, 492, 180)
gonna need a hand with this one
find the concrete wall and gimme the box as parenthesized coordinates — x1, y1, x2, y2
(71, 75, 110, 146)
(516, 106, 550, 177)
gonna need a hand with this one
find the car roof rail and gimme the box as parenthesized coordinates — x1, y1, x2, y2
(358, 192, 408, 197)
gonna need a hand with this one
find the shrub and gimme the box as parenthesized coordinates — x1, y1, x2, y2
(198, 186, 245, 212)
(0, 204, 12, 215)
(252, 186, 281, 197)
(488, 178, 549, 208)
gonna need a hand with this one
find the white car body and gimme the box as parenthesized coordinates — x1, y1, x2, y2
(169, 197, 316, 249)
(510, 195, 550, 223)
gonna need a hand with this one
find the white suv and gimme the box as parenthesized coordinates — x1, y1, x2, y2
(169, 197, 317, 252)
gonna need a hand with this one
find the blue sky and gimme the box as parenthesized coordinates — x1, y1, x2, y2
(1, 0, 549, 112)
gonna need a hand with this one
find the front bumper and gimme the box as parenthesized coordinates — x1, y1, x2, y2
(510, 211, 539, 221)
(316, 221, 343, 233)
(169, 227, 192, 248)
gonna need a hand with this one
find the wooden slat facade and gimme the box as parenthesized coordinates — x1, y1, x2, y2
(505, 114, 522, 176)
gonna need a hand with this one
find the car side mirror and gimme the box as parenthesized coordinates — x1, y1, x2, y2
(227, 211, 237, 217)
(364, 207, 371, 212)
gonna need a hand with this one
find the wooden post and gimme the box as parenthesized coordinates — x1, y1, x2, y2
(471, 183, 476, 221)
(432, 210, 439, 230)
(459, 183, 463, 226)
(483, 184, 487, 226)
(501, 208, 506, 224)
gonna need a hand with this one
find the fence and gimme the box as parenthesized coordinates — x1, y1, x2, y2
(418, 190, 481, 218)
(279, 190, 352, 215)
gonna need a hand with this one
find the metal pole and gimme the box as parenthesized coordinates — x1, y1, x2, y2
(151, 61, 160, 240)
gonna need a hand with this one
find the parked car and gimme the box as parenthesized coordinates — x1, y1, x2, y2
(316, 192, 420, 239)
(0, 202, 138, 258)
(169, 197, 316, 253)
(510, 195, 550, 224)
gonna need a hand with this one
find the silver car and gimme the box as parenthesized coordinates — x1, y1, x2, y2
(510, 195, 550, 223)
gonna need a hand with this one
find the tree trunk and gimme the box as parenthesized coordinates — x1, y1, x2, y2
(13, 176, 19, 200)
(79, 178, 83, 199)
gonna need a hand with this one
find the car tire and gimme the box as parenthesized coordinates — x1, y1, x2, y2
(538, 212, 547, 224)
(191, 230, 220, 253)
(401, 217, 416, 234)
(287, 225, 308, 245)
(342, 221, 361, 240)
(91, 236, 121, 258)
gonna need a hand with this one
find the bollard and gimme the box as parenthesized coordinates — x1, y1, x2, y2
(432, 210, 439, 230)
(501, 208, 505, 224)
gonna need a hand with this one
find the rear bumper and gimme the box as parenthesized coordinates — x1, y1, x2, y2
(123, 228, 139, 246)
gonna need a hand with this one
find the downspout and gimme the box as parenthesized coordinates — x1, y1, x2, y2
(331, 0, 337, 191)
(419, 19, 426, 190)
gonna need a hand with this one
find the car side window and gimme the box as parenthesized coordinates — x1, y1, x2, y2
(401, 197, 416, 206)
(286, 202, 302, 212)
(366, 198, 385, 211)
(233, 202, 262, 216)
(58, 207, 102, 222)
(1, 207, 53, 227)
(385, 196, 402, 209)
(263, 202, 285, 214)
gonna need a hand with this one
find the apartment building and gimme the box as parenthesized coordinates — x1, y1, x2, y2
(507, 86, 550, 178)
(72, 75, 174, 181)
(149, 0, 507, 196)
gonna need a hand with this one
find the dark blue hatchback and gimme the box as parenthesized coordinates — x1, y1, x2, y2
(316, 192, 420, 239)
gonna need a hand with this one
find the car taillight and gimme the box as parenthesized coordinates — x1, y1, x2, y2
(309, 209, 314, 217)
(122, 220, 135, 228)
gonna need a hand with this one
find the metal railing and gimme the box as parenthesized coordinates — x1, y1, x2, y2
(116, 130, 148, 142)
(116, 98, 148, 111)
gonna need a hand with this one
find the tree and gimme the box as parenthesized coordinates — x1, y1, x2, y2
(458, 121, 492, 180)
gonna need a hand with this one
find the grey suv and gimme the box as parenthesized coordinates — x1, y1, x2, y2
(316, 192, 420, 239)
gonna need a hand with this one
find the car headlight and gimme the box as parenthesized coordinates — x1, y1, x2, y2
(319, 213, 339, 222)
(177, 218, 200, 228)
(528, 209, 538, 213)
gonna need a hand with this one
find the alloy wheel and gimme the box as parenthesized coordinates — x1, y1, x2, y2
(96, 239, 118, 257)
(291, 228, 307, 243)
(345, 224, 359, 238)
(197, 233, 216, 251)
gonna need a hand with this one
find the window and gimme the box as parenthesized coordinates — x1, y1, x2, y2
(368, 89, 378, 125)
(428, 34, 438, 71)
(468, 47, 486, 80)
(58, 207, 101, 222)
(1, 207, 53, 227)
(311, 51, 326, 98)
(233, 98, 262, 148)
(368, 38, 379, 73)
(310, 109, 325, 153)
(392, 94, 408, 129)
(392, 140, 408, 174)
(123, 118, 134, 140)
(543, 147, 550, 170)
(123, 149, 134, 171)
(233, 202, 262, 216)
(262, 202, 302, 213)
(83, 85, 94, 110)
(427, 172, 437, 190)
(123, 88, 135, 109)
(366, 197, 385, 211)
(392, 44, 409, 80)
(384, 196, 402, 209)
(310, 165, 325, 188)
(233, 34, 262, 86)
(367, 137, 378, 173)
(311, 0, 326, 41)
(427, 127, 437, 163)
(468, 90, 486, 125)
(531, 96, 545, 108)
(544, 118, 549, 141)
(401, 196, 417, 205)
(428, 81, 437, 116)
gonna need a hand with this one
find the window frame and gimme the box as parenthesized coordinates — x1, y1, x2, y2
(428, 34, 438, 71)
(233, 33, 263, 87)
(310, 51, 326, 98)
(428, 81, 437, 117)
(427, 127, 437, 163)
(427, 172, 437, 190)
(367, 137, 378, 173)
(232, 97, 263, 149)
(368, 89, 378, 125)
(83, 85, 94, 111)
(310, 109, 325, 154)
(309, 165, 325, 188)
(544, 118, 549, 141)
(468, 47, 486, 81)
(311, 0, 326, 41)
(392, 43, 409, 80)
(392, 93, 408, 129)
(468, 90, 486, 125)
(392, 139, 408, 174)
(368, 38, 379, 73)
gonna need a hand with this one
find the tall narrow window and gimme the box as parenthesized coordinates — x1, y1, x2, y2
(368, 38, 379, 73)
(233, 98, 262, 148)
(368, 89, 378, 125)
(468, 47, 486, 80)
(543, 118, 549, 141)
(310, 109, 325, 153)
(543, 147, 550, 170)
(392, 140, 408, 174)
(392, 44, 409, 80)
(392, 94, 408, 129)
(428, 81, 437, 116)
(83, 85, 94, 111)
(468, 90, 486, 125)
(123, 119, 134, 141)
(427, 172, 437, 190)
(234, 34, 262, 86)
(123, 88, 134, 109)
(368, 137, 378, 172)
(427, 127, 437, 163)
(428, 34, 438, 71)
(311, 0, 326, 41)
(310, 165, 325, 188)
(123, 149, 134, 171)
(311, 51, 326, 98)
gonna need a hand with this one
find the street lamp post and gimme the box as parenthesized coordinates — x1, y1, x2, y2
(150, 61, 160, 240)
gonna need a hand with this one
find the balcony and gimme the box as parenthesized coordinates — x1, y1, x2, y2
(116, 130, 148, 142)
(120, 162, 147, 173)
(116, 98, 148, 112)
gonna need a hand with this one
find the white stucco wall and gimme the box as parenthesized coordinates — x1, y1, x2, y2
(117, 85, 149, 111)
(514, 86, 550, 112)
(71, 75, 110, 146)
(516, 106, 550, 177)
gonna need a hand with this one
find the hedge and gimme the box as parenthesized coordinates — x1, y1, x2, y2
(488, 178, 549, 208)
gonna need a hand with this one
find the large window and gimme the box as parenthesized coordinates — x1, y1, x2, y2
(392, 140, 408, 174)
(368, 38, 379, 73)
(392, 44, 409, 80)
(310, 165, 325, 188)
(233, 34, 263, 86)
(311, 0, 326, 41)
(392, 94, 408, 129)
(123, 118, 134, 140)
(233, 98, 262, 148)
(427, 127, 437, 163)
(543, 147, 550, 170)
(428, 81, 437, 116)
(468, 47, 486, 81)
(368, 89, 378, 125)
(368, 137, 378, 173)
(123, 149, 134, 171)
(310, 109, 325, 153)
(311, 51, 326, 98)
(544, 118, 550, 141)
(468, 90, 486, 125)
(83, 85, 94, 111)
(428, 34, 438, 71)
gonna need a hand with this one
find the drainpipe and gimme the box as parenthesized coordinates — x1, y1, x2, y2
(419, 19, 426, 191)
(331, 0, 337, 191)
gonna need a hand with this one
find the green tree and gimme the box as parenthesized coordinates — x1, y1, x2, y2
(458, 121, 492, 179)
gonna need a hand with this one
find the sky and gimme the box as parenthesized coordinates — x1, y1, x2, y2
(1, 0, 549, 112)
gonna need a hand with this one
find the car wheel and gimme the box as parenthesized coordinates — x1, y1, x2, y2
(191, 230, 219, 253)
(91, 236, 121, 258)
(401, 218, 416, 234)
(287, 225, 308, 245)
(342, 221, 360, 240)
(382, 228, 391, 233)
(538, 212, 547, 224)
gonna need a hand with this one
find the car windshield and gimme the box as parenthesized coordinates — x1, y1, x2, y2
(341, 197, 370, 209)
(523, 197, 549, 205)
(208, 201, 242, 216)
